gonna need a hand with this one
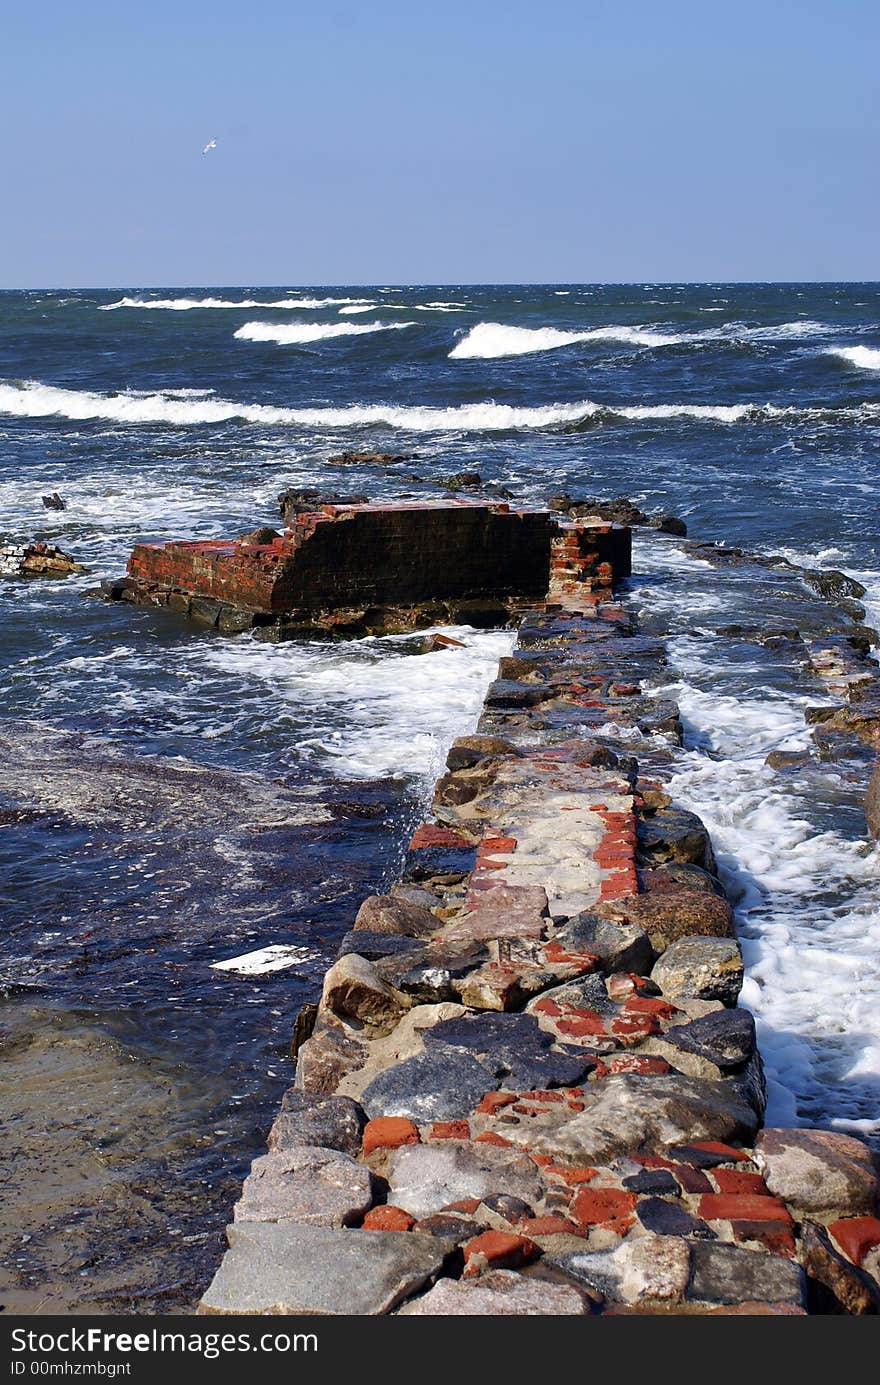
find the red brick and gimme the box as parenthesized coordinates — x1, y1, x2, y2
(570, 1187, 638, 1228)
(428, 1120, 471, 1141)
(474, 1091, 517, 1115)
(519, 1216, 585, 1238)
(688, 1140, 750, 1162)
(610, 1013, 660, 1043)
(622, 995, 680, 1020)
(828, 1216, 880, 1267)
(462, 1230, 540, 1276)
(444, 1198, 482, 1214)
(361, 1116, 420, 1156)
(546, 1165, 599, 1187)
(712, 1169, 769, 1196)
(697, 1194, 793, 1225)
(474, 1131, 514, 1147)
(362, 1205, 415, 1232)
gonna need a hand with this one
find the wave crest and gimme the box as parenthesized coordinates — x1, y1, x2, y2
(449, 321, 682, 358)
(1, 380, 876, 433)
(99, 295, 370, 311)
(233, 320, 416, 345)
(827, 346, 880, 372)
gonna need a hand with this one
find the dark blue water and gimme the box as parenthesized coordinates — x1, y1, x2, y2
(1, 284, 879, 1310)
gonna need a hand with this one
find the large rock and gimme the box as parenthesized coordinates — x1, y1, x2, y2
(597, 892, 734, 953)
(353, 894, 439, 939)
(294, 1015, 367, 1095)
(800, 1221, 880, 1315)
(200, 1222, 455, 1315)
(526, 1074, 760, 1164)
(359, 1050, 497, 1122)
(422, 1009, 593, 1089)
(268, 1091, 367, 1157)
(552, 912, 652, 975)
(439, 885, 548, 943)
(637, 808, 716, 872)
(754, 1128, 878, 1218)
(398, 1269, 587, 1315)
(386, 1141, 544, 1221)
(552, 1232, 691, 1305)
(234, 1147, 373, 1227)
(663, 1009, 756, 1071)
(686, 1242, 805, 1306)
(321, 953, 407, 1032)
(651, 936, 743, 1005)
(446, 735, 520, 771)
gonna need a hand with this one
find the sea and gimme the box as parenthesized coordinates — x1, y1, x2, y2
(1, 283, 878, 1309)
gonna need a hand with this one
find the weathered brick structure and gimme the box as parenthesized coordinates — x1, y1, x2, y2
(111, 501, 631, 636)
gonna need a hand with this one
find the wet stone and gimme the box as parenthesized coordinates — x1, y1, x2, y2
(359, 1050, 498, 1122)
(637, 809, 716, 872)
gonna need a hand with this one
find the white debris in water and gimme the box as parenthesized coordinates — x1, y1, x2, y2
(210, 944, 319, 976)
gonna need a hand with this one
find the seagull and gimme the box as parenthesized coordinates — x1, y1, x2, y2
(202, 137, 217, 155)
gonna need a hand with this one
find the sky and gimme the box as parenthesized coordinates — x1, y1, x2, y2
(2, 0, 877, 286)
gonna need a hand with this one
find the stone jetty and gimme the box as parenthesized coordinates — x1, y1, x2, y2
(186, 507, 880, 1316)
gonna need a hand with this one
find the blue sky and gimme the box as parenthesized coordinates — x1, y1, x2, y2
(2, 0, 877, 286)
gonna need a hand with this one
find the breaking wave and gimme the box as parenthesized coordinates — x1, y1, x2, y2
(826, 345, 880, 372)
(449, 318, 841, 360)
(450, 321, 684, 358)
(233, 320, 416, 345)
(2, 380, 878, 433)
(99, 296, 370, 311)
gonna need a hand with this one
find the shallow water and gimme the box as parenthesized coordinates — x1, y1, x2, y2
(1, 283, 878, 1309)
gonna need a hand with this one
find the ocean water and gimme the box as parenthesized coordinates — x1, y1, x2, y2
(1, 283, 879, 1309)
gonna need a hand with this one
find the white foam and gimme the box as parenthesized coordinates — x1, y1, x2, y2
(339, 301, 466, 315)
(659, 641, 880, 1133)
(199, 627, 515, 782)
(449, 321, 685, 358)
(233, 320, 416, 345)
(826, 345, 880, 372)
(100, 295, 370, 311)
(3, 380, 877, 432)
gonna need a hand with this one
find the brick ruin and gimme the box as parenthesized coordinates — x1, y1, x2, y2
(101, 500, 631, 636)
(194, 523, 880, 1317)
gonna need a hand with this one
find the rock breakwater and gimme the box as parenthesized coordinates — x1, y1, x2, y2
(198, 535, 880, 1316)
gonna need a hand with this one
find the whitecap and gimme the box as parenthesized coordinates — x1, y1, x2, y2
(99, 295, 371, 311)
(449, 321, 686, 359)
(826, 345, 880, 372)
(233, 320, 416, 345)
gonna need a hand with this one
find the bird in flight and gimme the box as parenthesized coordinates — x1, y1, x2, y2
(202, 137, 217, 154)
